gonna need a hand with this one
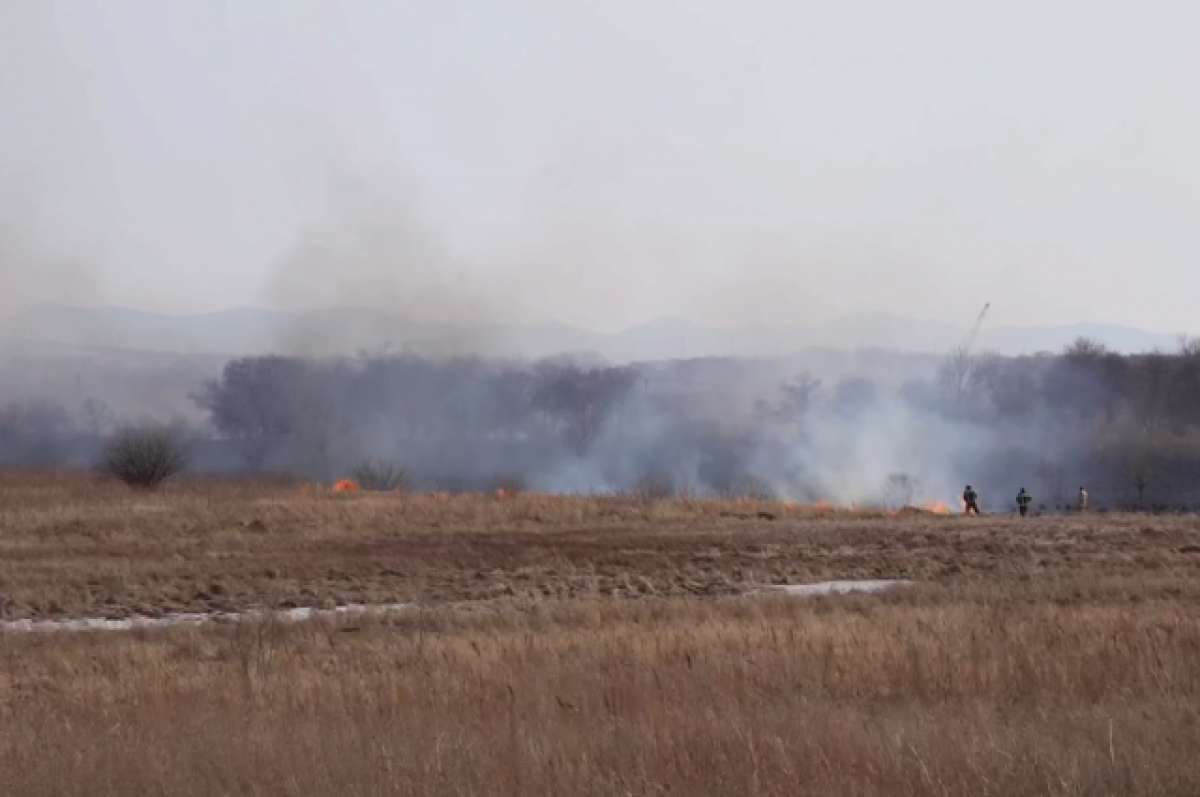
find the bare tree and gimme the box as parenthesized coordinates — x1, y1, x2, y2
(756, 372, 822, 431)
(1130, 351, 1173, 434)
(937, 346, 976, 412)
(1117, 435, 1159, 505)
(531, 363, 638, 455)
(1064, 336, 1109, 360)
(1168, 339, 1200, 431)
(1038, 339, 1122, 429)
(191, 356, 300, 469)
(1176, 334, 1200, 358)
(973, 352, 1037, 418)
(1131, 462, 1150, 503)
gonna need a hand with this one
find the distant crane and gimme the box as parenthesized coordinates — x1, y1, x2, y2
(962, 302, 991, 356)
(944, 302, 991, 407)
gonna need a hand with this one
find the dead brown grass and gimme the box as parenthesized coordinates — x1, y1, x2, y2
(3, 469, 1200, 620)
(4, 471, 1200, 792)
(2, 589, 1200, 795)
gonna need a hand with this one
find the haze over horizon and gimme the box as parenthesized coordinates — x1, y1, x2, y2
(3, 1, 1199, 338)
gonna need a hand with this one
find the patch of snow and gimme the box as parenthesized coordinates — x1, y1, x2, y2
(1, 581, 918, 634)
(0, 602, 416, 634)
(761, 579, 915, 597)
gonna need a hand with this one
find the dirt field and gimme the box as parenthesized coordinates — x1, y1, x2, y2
(3, 470, 1200, 621)
(3, 471, 1200, 795)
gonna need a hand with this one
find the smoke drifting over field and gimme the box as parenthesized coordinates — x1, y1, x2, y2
(0, 165, 1114, 506)
(5, 335, 1200, 511)
(4, 166, 1200, 508)
(152, 167, 1179, 509)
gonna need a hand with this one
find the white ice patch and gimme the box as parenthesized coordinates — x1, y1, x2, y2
(1, 581, 916, 634)
(0, 602, 416, 634)
(760, 579, 914, 597)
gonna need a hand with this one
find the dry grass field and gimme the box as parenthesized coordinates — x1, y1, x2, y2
(3, 470, 1200, 621)
(3, 469, 1200, 795)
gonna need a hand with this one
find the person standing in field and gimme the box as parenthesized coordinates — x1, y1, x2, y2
(962, 485, 980, 515)
(1078, 486, 1088, 512)
(1016, 487, 1032, 517)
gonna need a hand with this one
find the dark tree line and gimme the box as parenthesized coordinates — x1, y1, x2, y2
(188, 354, 640, 473)
(930, 337, 1200, 505)
(931, 337, 1200, 433)
(8, 339, 1200, 503)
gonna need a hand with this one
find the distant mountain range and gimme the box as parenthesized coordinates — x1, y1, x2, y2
(0, 303, 1181, 362)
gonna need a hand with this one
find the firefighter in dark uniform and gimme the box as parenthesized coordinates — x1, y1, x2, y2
(962, 485, 980, 515)
(1016, 487, 1032, 517)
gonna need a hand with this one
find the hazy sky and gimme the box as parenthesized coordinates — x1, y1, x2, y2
(2, 1, 1198, 333)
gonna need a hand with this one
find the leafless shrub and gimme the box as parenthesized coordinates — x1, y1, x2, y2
(97, 425, 189, 488)
(350, 459, 409, 491)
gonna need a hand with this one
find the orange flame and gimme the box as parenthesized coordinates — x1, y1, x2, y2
(798, 498, 950, 515)
(333, 479, 360, 493)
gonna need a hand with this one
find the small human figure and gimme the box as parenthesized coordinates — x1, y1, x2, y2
(962, 485, 980, 515)
(1016, 487, 1032, 517)
(1078, 486, 1088, 512)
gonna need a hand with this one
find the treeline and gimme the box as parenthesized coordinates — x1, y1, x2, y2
(937, 337, 1200, 429)
(187, 355, 642, 479)
(3, 339, 1200, 504)
(931, 337, 1200, 506)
